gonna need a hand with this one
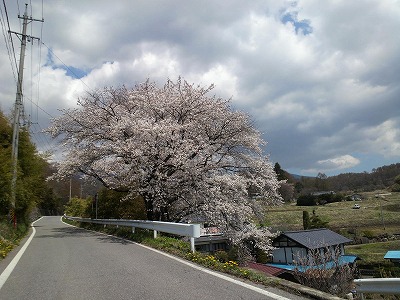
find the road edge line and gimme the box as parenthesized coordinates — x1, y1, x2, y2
(0, 217, 43, 290)
(60, 217, 291, 300)
(137, 242, 291, 300)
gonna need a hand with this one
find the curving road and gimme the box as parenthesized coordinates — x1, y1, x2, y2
(0, 216, 307, 300)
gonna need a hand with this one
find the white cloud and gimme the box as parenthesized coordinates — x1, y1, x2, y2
(317, 155, 360, 170)
(1, 0, 399, 176)
(302, 155, 361, 175)
(362, 120, 400, 158)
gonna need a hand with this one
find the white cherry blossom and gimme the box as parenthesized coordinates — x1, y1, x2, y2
(47, 78, 282, 252)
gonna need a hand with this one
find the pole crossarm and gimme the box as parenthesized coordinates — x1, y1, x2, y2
(8, 30, 41, 42)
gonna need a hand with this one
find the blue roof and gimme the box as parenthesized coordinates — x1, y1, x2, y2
(384, 251, 400, 260)
(267, 255, 358, 273)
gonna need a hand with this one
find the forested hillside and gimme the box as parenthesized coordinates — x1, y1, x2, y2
(0, 110, 62, 224)
(287, 163, 400, 195)
(327, 164, 400, 192)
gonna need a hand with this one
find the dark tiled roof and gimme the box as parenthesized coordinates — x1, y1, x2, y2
(281, 228, 352, 249)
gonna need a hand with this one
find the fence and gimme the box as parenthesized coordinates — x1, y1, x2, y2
(63, 215, 201, 252)
(354, 278, 400, 299)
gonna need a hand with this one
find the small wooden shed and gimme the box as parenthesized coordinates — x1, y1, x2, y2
(271, 228, 352, 264)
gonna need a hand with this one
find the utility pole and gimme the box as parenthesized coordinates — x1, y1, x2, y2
(9, 4, 43, 228)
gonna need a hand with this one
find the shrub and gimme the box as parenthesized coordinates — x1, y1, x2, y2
(64, 197, 91, 217)
(0, 237, 14, 258)
(214, 250, 229, 262)
(362, 230, 375, 239)
(0, 219, 28, 260)
(293, 246, 356, 297)
(297, 195, 317, 206)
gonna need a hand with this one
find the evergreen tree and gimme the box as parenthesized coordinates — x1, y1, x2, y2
(274, 162, 287, 181)
(0, 110, 60, 223)
(309, 209, 329, 229)
(303, 210, 311, 230)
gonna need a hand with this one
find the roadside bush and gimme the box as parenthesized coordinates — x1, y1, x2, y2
(214, 250, 229, 262)
(0, 237, 14, 258)
(64, 197, 91, 217)
(255, 247, 269, 263)
(0, 219, 28, 260)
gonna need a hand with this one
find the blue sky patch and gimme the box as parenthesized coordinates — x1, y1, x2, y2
(45, 48, 88, 79)
(281, 12, 313, 35)
(62, 65, 88, 79)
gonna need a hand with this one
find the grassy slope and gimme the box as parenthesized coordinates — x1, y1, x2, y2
(264, 191, 400, 266)
(265, 191, 400, 234)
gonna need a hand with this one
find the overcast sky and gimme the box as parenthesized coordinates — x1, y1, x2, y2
(1, 0, 399, 177)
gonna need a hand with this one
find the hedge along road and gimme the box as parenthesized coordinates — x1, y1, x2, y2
(0, 216, 306, 300)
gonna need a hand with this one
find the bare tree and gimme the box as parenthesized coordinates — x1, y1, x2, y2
(293, 246, 356, 296)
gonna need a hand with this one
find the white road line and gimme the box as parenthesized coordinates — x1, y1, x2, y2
(0, 217, 43, 290)
(61, 217, 291, 300)
(138, 243, 292, 300)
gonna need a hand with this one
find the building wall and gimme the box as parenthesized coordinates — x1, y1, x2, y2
(273, 247, 307, 264)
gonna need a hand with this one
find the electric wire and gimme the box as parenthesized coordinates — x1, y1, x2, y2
(41, 41, 93, 92)
(1, 0, 18, 83)
(36, 0, 44, 123)
(3, 1, 92, 158)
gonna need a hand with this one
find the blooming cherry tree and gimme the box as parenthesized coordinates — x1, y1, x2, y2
(48, 78, 282, 252)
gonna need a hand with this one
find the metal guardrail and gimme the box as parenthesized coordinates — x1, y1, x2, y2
(63, 215, 201, 252)
(354, 278, 400, 299)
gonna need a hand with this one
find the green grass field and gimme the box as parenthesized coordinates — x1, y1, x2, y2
(264, 191, 400, 235)
(264, 191, 400, 266)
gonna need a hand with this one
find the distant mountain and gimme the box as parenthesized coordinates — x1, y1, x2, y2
(286, 163, 400, 192)
(290, 173, 313, 180)
(327, 163, 400, 192)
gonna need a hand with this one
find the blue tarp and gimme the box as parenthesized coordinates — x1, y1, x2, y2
(384, 250, 400, 260)
(267, 255, 358, 272)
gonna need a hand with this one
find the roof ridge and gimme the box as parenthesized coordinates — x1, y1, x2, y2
(284, 228, 328, 234)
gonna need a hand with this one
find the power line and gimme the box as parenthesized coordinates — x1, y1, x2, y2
(24, 94, 54, 118)
(31, 122, 58, 155)
(41, 41, 93, 91)
(0, 0, 18, 83)
(36, 0, 44, 124)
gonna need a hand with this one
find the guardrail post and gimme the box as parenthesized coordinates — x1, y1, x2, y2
(154, 230, 157, 239)
(190, 237, 195, 253)
(132, 227, 135, 233)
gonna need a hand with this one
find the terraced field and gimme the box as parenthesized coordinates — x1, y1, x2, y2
(264, 191, 400, 236)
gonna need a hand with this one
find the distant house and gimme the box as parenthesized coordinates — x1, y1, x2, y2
(269, 228, 357, 270)
(350, 194, 362, 201)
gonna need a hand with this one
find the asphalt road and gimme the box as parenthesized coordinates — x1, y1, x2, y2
(0, 216, 307, 300)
